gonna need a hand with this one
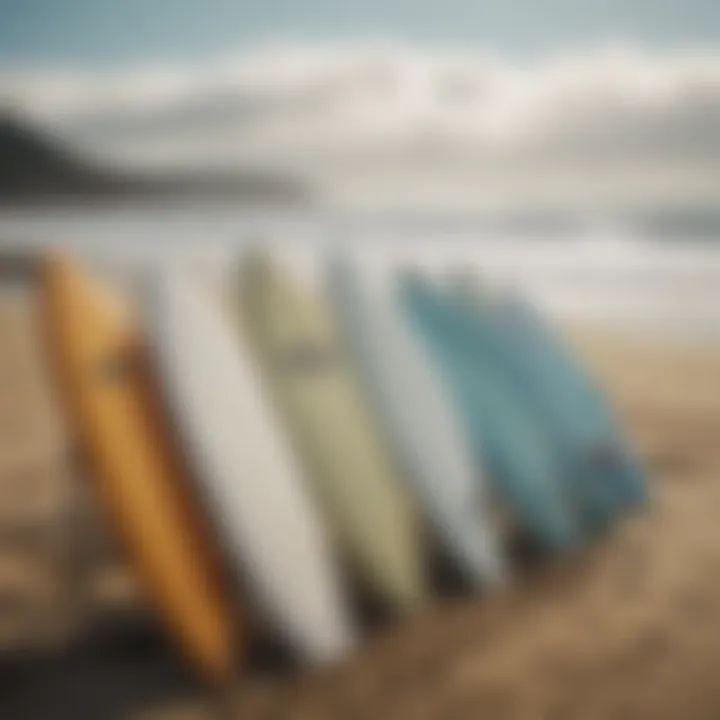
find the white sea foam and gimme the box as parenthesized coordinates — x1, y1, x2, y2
(1, 206, 718, 341)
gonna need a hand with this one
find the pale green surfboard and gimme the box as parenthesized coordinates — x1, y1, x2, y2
(234, 250, 426, 611)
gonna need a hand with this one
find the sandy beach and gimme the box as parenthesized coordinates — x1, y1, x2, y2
(0, 288, 719, 719)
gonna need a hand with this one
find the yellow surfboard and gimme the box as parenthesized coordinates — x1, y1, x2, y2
(39, 254, 236, 682)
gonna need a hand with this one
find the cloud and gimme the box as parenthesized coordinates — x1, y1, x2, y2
(2, 42, 720, 208)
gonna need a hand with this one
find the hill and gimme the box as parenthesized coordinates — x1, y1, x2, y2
(0, 114, 309, 205)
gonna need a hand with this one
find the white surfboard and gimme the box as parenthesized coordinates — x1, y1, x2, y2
(326, 254, 505, 586)
(142, 270, 355, 663)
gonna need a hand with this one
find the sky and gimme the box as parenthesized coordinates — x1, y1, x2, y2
(1, 0, 720, 66)
(1, 0, 719, 210)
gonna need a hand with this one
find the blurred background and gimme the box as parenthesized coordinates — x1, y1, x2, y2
(1, 1, 720, 718)
(2, 0, 720, 334)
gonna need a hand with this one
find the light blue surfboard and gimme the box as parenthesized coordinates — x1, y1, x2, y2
(477, 286, 647, 514)
(399, 274, 579, 555)
(444, 278, 619, 534)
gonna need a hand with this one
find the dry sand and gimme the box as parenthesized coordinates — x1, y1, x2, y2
(0, 288, 719, 719)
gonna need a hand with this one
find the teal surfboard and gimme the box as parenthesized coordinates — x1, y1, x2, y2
(443, 278, 621, 535)
(469, 285, 647, 515)
(399, 274, 579, 554)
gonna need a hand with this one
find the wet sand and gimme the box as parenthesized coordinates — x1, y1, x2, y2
(0, 289, 719, 719)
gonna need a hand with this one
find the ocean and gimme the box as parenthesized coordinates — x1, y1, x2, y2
(0, 205, 718, 343)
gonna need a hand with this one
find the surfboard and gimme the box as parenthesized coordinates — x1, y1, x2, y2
(474, 285, 647, 512)
(443, 277, 629, 532)
(326, 253, 505, 586)
(399, 274, 579, 554)
(236, 250, 426, 611)
(39, 253, 235, 682)
(143, 270, 354, 663)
